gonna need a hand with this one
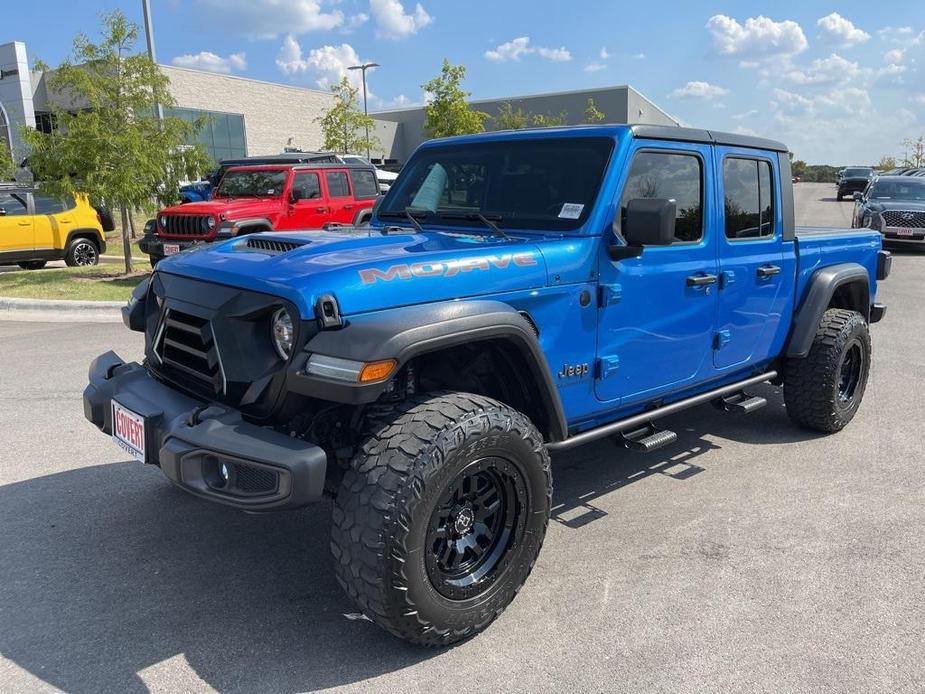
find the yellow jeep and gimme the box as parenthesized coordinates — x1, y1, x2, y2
(0, 184, 107, 270)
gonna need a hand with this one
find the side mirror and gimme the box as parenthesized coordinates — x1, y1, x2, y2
(623, 198, 676, 246)
(852, 191, 863, 201)
(289, 188, 304, 203)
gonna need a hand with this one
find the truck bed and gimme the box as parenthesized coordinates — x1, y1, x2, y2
(794, 226, 882, 310)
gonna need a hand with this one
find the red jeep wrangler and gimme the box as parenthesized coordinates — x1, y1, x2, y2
(140, 162, 380, 266)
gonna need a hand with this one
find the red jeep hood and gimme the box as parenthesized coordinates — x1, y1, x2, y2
(162, 197, 281, 219)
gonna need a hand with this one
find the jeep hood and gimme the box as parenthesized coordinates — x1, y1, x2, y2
(157, 229, 550, 318)
(163, 197, 279, 219)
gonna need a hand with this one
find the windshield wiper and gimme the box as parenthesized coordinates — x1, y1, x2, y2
(377, 208, 426, 233)
(433, 209, 511, 240)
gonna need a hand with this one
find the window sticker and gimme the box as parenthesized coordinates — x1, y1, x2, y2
(558, 202, 584, 219)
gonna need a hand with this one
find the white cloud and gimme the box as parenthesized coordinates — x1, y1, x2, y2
(913, 94, 925, 106)
(342, 13, 369, 33)
(197, 0, 343, 38)
(171, 51, 247, 74)
(537, 46, 571, 62)
(599, 47, 610, 60)
(784, 53, 859, 85)
(275, 36, 371, 93)
(670, 81, 729, 99)
(369, 0, 432, 40)
(883, 48, 906, 63)
(876, 63, 907, 84)
(815, 87, 872, 115)
(771, 88, 813, 112)
(706, 15, 807, 59)
(733, 126, 759, 136)
(583, 62, 607, 73)
(733, 109, 758, 120)
(631, 53, 646, 61)
(485, 36, 533, 62)
(817, 12, 870, 47)
(485, 37, 571, 63)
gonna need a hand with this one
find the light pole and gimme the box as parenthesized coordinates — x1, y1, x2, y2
(141, 0, 163, 122)
(348, 62, 379, 161)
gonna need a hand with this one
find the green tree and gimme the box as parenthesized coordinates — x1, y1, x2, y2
(315, 76, 380, 156)
(531, 111, 568, 127)
(492, 102, 529, 130)
(877, 155, 897, 170)
(422, 59, 487, 138)
(0, 144, 14, 181)
(584, 98, 605, 124)
(792, 159, 807, 177)
(20, 10, 210, 273)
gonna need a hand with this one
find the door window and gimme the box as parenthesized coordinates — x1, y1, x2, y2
(291, 172, 321, 200)
(34, 194, 76, 214)
(325, 171, 351, 198)
(620, 151, 703, 242)
(723, 158, 775, 239)
(0, 193, 29, 216)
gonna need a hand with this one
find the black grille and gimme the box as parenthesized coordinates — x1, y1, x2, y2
(244, 237, 304, 253)
(882, 210, 925, 229)
(161, 214, 210, 237)
(232, 463, 278, 494)
(156, 309, 224, 393)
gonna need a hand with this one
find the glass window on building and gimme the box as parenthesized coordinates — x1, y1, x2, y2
(164, 107, 247, 164)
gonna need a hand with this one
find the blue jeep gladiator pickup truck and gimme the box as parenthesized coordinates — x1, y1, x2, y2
(84, 124, 890, 646)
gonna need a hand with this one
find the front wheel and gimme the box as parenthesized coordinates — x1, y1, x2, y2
(64, 238, 99, 267)
(331, 392, 552, 646)
(784, 308, 871, 433)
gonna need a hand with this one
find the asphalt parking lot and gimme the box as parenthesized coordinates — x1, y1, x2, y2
(1, 183, 922, 693)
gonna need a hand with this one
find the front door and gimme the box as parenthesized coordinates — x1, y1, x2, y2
(595, 143, 719, 405)
(282, 171, 326, 230)
(0, 191, 34, 259)
(323, 169, 355, 225)
(713, 149, 787, 369)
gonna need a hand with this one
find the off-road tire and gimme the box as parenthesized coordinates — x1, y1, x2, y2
(836, 193, 843, 201)
(331, 391, 552, 646)
(63, 237, 99, 267)
(17, 260, 47, 270)
(784, 308, 871, 433)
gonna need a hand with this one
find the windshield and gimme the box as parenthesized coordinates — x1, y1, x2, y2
(215, 170, 288, 198)
(378, 137, 614, 231)
(869, 179, 925, 200)
(844, 168, 872, 177)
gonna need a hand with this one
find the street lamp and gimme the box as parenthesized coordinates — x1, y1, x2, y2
(347, 62, 379, 161)
(141, 0, 163, 122)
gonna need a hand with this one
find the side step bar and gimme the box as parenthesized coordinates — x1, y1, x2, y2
(713, 391, 767, 414)
(618, 424, 678, 453)
(546, 370, 777, 452)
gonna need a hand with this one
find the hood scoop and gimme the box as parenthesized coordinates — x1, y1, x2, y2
(238, 237, 307, 255)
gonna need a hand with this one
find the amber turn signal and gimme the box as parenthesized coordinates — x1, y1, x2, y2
(358, 359, 397, 383)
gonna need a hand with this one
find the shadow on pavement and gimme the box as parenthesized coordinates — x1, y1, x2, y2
(0, 382, 822, 692)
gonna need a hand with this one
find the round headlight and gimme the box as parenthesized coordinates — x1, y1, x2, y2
(158, 215, 167, 228)
(271, 308, 294, 360)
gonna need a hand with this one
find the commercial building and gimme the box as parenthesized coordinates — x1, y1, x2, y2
(372, 85, 680, 164)
(3, 40, 679, 169)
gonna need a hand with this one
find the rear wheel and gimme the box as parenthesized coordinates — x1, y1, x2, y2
(331, 392, 551, 646)
(64, 237, 99, 267)
(17, 260, 47, 270)
(784, 308, 871, 432)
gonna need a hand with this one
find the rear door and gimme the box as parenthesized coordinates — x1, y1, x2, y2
(33, 193, 77, 251)
(348, 168, 379, 220)
(323, 169, 355, 224)
(0, 192, 34, 259)
(713, 149, 787, 369)
(282, 171, 327, 230)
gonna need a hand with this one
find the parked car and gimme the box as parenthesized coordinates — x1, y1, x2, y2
(140, 162, 380, 266)
(852, 174, 925, 247)
(0, 183, 106, 269)
(87, 124, 889, 646)
(837, 166, 873, 200)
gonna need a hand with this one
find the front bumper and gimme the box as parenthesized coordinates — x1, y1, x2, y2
(83, 351, 328, 511)
(138, 233, 205, 258)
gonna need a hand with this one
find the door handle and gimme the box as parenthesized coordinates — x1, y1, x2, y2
(343, 204, 354, 210)
(315, 207, 328, 212)
(686, 273, 718, 287)
(757, 265, 781, 278)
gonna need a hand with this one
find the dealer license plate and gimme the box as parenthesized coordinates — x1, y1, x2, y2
(111, 400, 147, 463)
(163, 243, 180, 255)
(896, 228, 914, 237)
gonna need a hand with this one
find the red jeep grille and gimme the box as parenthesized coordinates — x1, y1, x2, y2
(160, 214, 211, 238)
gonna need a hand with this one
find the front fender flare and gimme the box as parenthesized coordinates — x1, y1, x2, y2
(786, 263, 870, 358)
(292, 300, 568, 441)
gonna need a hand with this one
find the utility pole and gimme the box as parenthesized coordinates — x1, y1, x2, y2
(348, 62, 379, 160)
(142, 0, 163, 121)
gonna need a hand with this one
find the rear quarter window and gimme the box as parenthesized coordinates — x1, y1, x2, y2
(349, 169, 379, 199)
(34, 194, 76, 215)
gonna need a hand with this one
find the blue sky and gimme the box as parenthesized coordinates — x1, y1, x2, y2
(8, 1, 925, 164)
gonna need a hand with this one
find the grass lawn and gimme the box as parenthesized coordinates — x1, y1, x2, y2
(0, 263, 149, 301)
(105, 230, 147, 259)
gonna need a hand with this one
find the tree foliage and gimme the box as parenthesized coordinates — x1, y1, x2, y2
(584, 98, 605, 124)
(492, 102, 528, 130)
(20, 10, 210, 272)
(877, 155, 897, 170)
(316, 76, 380, 155)
(901, 136, 925, 168)
(422, 59, 487, 139)
(791, 159, 807, 177)
(531, 111, 568, 127)
(0, 143, 13, 181)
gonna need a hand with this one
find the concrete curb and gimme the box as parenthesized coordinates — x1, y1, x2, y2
(0, 296, 124, 323)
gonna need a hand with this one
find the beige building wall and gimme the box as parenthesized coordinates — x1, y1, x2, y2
(160, 65, 335, 156)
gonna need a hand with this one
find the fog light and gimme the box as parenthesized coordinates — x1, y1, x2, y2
(271, 308, 294, 359)
(220, 462, 230, 482)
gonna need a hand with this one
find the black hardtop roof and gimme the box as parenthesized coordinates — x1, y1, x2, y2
(630, 124, 789, 154)
(223, 161, 376, 173)
(218, 152, 334, 165)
